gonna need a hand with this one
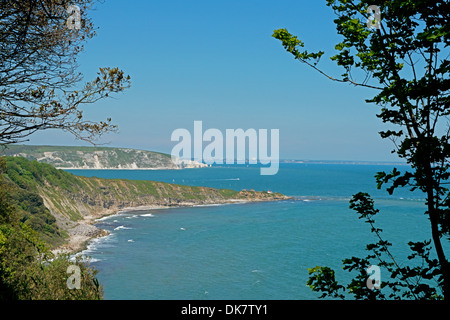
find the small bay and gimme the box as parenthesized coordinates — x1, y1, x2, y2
(68, 163, 434, 299)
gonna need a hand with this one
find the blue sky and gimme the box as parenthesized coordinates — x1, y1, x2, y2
(28, 0, 399, 161)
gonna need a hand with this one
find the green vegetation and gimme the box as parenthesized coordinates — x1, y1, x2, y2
(274, 0, 449, 299)
(0, 1, 131, 147)
(0, 0, 128, 300)
(2, 145, 180, 169)
(1, 156, 288, 248)
(1, 157, 70, 247)
(4, 155, 83, 193)
(0, 158, 102, 299)
(0, 155, 288, 300)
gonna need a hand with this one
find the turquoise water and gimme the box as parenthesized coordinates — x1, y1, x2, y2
(68, 164, 438, 300)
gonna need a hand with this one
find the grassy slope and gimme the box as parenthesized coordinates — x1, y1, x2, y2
(2, 144, 171, 157)
(2, 145, 174, 169)
(2, 157, 288, 248)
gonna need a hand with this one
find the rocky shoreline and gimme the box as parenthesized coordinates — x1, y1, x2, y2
(52, 198, 290, 256)
(3, 156, 292, 256)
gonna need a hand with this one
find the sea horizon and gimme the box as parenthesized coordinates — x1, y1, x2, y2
(71, 163, 435, 300)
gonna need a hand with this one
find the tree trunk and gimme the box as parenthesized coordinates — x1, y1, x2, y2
(426, 177, 449, 299)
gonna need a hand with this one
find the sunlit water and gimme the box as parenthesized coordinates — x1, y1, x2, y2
(67, 163, 438, 299)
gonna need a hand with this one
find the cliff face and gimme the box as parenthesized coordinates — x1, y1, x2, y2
(2, 145, 208, 169)
(39, 174, 289, 222)
(2, 157, 290, 252)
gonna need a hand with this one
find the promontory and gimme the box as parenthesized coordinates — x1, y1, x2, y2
(1, 156, 291, 253)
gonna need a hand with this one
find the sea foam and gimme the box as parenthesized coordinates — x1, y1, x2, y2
(114, 225, 132, 231)
(141, 213, 155, 217)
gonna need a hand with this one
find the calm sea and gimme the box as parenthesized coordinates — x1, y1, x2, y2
(67, 163, 437, 300)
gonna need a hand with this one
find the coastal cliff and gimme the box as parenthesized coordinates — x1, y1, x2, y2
(2, 145, 208, 169)
(2, 156, 290, 253)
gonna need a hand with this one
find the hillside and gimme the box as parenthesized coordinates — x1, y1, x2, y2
(2, 145, 207, 169)
(2, 156, 290, 252)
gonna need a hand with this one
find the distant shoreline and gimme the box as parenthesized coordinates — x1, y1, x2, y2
(60, 167, 186, 170)
(60, 161, 409, 171)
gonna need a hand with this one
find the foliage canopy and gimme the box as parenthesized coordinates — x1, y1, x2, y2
(0, 0, 132, 299)
(273, 0, 450, 299)
(0, 0, 130, 146)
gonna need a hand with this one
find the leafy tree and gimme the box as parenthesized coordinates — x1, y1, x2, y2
(0, 0, 130, 299)
(0, 0, 131, 146)
(273, 0, 449, 299)
(0, 157, 103, 299)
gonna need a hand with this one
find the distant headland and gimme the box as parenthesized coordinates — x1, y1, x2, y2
(1, 156, 291, 254)
(2, 145, 208, 169)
